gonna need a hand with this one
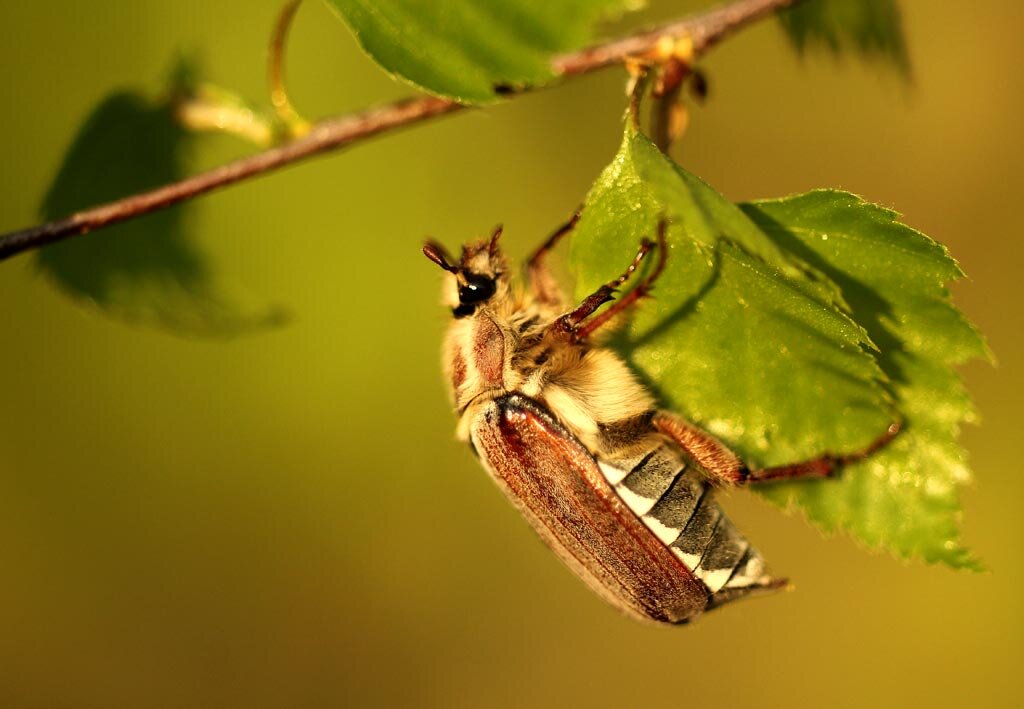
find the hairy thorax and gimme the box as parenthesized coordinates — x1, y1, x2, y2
(445, 291, 657, 456)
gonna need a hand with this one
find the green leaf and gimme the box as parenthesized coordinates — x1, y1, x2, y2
(572, 121, 893, 464)
(323, 0, 637, 103)
(778, 0, 910, 75)
(742, 191, 987, 568)
(38, 75, 283, 337)
(570, 121, 982, 567)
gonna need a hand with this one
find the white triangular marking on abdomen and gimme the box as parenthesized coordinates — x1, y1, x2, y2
(725, 553, 767, 588)
(671, 547, 704, 570)
(641, 514, 682, 545)
(697, 567, 734, 594)
(615, 483, 657, 516)
(598, 461, 630, 486)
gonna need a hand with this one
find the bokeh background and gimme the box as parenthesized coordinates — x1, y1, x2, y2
(1, 1, 1020, 707)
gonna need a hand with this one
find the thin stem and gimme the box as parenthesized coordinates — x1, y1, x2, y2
(269, 0, 310, 135)
(0, 0, 796, 262)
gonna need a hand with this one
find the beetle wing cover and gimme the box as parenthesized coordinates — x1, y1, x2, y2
(470, 394, 709, 624)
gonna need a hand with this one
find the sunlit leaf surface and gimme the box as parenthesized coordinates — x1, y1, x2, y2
(570, 121, 982, 567)
(743, 191, 986, 567)
(323, 0, 636, 103)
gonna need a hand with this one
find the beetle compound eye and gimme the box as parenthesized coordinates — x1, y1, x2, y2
(458, 273, 496, 306)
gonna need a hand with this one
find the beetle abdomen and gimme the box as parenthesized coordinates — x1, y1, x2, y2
(599, 445, 779, 603)
(471, 394, 711, 623)
(470, 393, 780, 623)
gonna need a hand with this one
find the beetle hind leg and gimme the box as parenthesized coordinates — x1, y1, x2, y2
(652, 411, 747, 485)
(743, 421, 901, 484)
(654, 411, 901, 486)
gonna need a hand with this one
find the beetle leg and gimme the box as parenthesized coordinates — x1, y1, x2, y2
(574, 219, 669, 341)
(652, 412, 747, 485)
(553, 232, 656, 339)
(527, 210, 581, 306)
(744, 422, 902, 483)
(654, 411, 901, 486)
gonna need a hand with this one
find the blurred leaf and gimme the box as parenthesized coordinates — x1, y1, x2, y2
(779, 0, 910, 75)
(570, 120, 982, 567)
(38, 82, 283, 337)
(323, 0, 638, 103)
(742, 191, 987, 568)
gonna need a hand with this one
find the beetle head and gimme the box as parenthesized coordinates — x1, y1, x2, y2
(423, 225, 507, 317)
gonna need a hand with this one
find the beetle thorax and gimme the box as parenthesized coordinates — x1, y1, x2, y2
(445, 313, 501, 403)
(443, 299, 658, 455)
(443, 304, 533, 415)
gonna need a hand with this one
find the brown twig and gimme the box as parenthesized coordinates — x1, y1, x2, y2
(0, 0, 795, 262)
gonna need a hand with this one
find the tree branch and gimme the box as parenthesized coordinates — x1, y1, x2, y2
(0, 0, 795, 262)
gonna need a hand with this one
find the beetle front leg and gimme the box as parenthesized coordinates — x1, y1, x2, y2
(654, 411, 901, 486)
(553, 230, 658, 340)
(573, 220, 669, 341)
(528, 210, 580, 306)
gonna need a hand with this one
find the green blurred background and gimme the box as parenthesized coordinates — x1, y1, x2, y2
(1, 1, 1020, 707)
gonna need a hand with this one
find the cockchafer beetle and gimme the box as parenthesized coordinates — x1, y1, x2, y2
(423, 214, 899, 624)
